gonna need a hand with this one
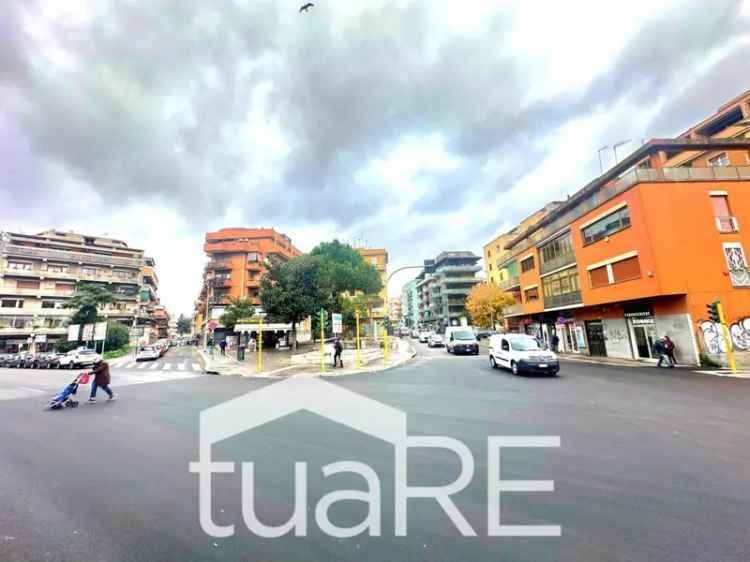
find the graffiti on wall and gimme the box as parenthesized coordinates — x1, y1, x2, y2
(699, 317, 750, 354)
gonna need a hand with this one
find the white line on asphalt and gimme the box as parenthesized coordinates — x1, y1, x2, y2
(137, 363, 149, 370)
(177, 362, 186, 371)
(162, 363, 171, 370)
(149, 362, 161, 370)
(192, 363, 200, 371)
(19, 387, 45, 394)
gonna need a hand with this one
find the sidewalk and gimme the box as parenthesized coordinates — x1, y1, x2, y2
(198, 338, 416, 378)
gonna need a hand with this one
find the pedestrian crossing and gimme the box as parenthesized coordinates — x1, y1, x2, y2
(694, 369, 750, 379)
(115, 360, 203, 373)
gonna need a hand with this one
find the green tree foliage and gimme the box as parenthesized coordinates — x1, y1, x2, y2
(176, 314, 192, 335)
(65, 284, 115, 325)
(219, 297, 257, 332)
(260, 256, 323, 348)
(105, 322, 130, 351)
(310, 240, 383, 313)
(342, 293, 381, 331)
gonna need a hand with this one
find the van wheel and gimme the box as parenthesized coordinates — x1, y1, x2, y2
(511, 361, 519, 376)
(490, 355, 498, 369)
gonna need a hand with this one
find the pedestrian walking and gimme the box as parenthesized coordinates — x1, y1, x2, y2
(663, 335, 677, 366)
(654, 336, 673, 368)
(333, 338, 344, 368)
(219, 339, 227, 356)
(89, 358, 116, 402)
(551, 333, 560, 353)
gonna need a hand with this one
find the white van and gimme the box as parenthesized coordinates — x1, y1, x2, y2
(488, 333, 559, 376)
(445, 326, 479, 355)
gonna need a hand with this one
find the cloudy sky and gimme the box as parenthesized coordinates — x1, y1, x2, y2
(3, 0, 749, 316)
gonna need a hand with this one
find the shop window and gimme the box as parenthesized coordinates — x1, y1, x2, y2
(520, 256, 535, 272)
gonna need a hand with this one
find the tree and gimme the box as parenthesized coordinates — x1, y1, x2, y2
(310, 240, 383, 313)
(105, 322, 130, 351)
(465, 283, 517, 329)
(65, 284, 115, 326)
(219, 297, 257, 332)
(260, 255, 323, 349)
(342, 293, 381, 335)
(176, 314, 191, 335)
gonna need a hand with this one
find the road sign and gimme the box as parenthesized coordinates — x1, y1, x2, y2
(68, 324, 80, 341)
(35, 334, 47, 343)
(332, 313, 343, 334)
(94, 321, 108, 341)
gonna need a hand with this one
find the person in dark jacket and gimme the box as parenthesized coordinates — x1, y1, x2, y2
(654, 337, 673, 368)
(89, 359, 116, 402)
(333, 338, 344, 368)
(663, 335, 677, 366)
(219, 339, 227, 356)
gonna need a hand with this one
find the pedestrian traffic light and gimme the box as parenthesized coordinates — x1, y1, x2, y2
(706, 300, 721, 323)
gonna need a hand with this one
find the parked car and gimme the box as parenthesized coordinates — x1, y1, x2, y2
(7, 352, 33, 368)
(58, 348, 102, 369)
(418, 331, 431, 343)
(445, 327, 479, 355)
(428, 333, 444, 347)
(136, 345, 161, 361)
(399, 327, 410, 337)
(25, 352, 62, 369)
(488, 333, 559, 376)
(411, 329, 419, 339)
(0, 353, 21, 368)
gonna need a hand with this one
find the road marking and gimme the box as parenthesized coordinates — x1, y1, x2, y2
(137, 362, 149, 370)
(162, 363, 171, 370)
(177, 362, 186, 371)
(192, 363, 201, 371)
(694, 369, 750, 379)
(19, 387, 45, 394)
(149, 362, 161, 370)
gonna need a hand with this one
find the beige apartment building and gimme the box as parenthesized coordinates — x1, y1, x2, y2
(0, 230, 163, 352)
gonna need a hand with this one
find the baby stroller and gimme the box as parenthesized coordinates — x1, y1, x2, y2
(44, 372, 91, 411)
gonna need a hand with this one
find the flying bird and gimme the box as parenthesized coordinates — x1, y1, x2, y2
(299, 3, 314, 13)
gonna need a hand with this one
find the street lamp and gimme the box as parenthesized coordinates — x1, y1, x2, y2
(597, 145, 610, 175)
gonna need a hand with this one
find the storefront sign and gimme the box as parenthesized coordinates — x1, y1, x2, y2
(68, 324, 80, 341)
(623, 303, 653, 318)
(631, 317, 655, 325)
(35, 334, 47, 343)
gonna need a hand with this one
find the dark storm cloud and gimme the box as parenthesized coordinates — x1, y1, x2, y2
(1, 0, 748, 251)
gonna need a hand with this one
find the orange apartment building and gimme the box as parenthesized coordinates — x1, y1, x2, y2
(194, 228, 301, 341)
(494, 90, 750, 366)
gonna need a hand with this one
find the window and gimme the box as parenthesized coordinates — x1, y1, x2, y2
(708, 152, 730, 167)
(582, 207, 631, 245)
(588, 255, 641, 288)
(44, 263, 67, 273)
(1, 299, 24, 308)
(81, 267, 100, 276)
(542, 268, 580, 297)
(710, 194, 738, 233)
(16, 280, 40, 290)
(8, 261, 32, 270)
(55, 282, 75, 293)
(42, 300, 65, 309)
(501, 339, 510, 351)
(520, 256, 535, 272)
(524, 287, 539, 301)
(370, 257, 378, 265)
(540, 233, 573, 264)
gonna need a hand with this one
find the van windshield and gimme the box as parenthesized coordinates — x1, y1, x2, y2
(510, 338, 541, 351)
(454, 331, 474, 340)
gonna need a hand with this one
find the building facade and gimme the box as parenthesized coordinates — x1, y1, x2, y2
(400, 279, 420, 329)
(416, 252, 481, 330)
(0, 230, 161, 352)
(496, 133, 750, 365)
(195, 228, 301, 343)
(388, 296, 402, 325)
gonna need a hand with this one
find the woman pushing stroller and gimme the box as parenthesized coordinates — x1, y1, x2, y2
(88, 358, 116, 403)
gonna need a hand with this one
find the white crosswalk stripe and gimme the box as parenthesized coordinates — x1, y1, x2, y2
(192, 363, 200, 371)
(177, 362, 186, 371)
(137, 363, 149, 370)
(162, 363, 171, 370)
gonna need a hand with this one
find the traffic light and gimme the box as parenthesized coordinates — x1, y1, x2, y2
(706, 300, 721, 323)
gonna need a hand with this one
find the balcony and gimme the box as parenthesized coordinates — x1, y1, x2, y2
(544, 291, 582, 310)
(498, 276, 520, 290)
(540, 252, 576, 275)
(1, 244, 142, 268)
(503, 303, 523, 316)
(507, 165, 750, 257)
(208, 260, 232, 270)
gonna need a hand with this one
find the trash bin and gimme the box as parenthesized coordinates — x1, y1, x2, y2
(238, 346, 246, 361)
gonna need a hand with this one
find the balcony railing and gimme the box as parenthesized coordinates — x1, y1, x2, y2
(508, 165, 750, 256)
(540, 252, 576, 275)
(498, 276, 520, 290)
(503, 303, 523, 316)
(1, 244, 143, 268)
(0, 265, 139, 283)
(544, 291, 582, 309)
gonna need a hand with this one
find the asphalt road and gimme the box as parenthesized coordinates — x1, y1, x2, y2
(1, 341, 749, 562)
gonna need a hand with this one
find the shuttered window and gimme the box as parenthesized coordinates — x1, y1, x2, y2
(589, 266, 610, 288)
(611, 257, 641, 282)
(17, 280, 40, 289)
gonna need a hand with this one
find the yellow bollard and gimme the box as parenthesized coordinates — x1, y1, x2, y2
(355, 310, 361, 368)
